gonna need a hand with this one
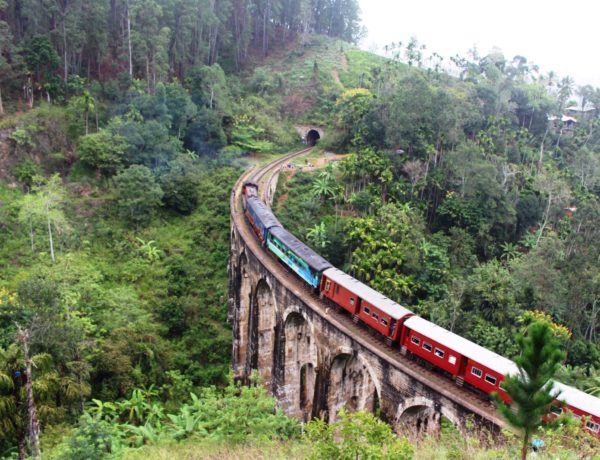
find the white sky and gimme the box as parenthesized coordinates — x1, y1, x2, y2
(359, 0, 600, 88)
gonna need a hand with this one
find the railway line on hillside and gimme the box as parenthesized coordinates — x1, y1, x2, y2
(230, 147, 507, 429)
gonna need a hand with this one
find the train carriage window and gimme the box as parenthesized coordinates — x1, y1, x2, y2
(325, 280, 331, 291)
(372, 312, 379, 320)
(411, 336, 420, 346)
(363, 307, 370, 314)
(550, 406, 563, 416)
(586, 421, 600, 433)
(349, 298, 355, 305)
(381, 318, 388, 326)
(448, 355, 457, 365)
(434, 348, 445, 358)
(471, 367, 483, 378)
(485, 374, 497, 386)
(423, 342, 432, 352)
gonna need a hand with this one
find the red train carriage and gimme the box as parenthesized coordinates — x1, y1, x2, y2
(552, 382, 600, 434)
(401, 316, 518, 403)
(242, 173, 600, 437)
(320, 268, 413, 342)
(463, 356, 517, 404)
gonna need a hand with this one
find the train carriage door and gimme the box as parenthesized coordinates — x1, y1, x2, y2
(390, 319, 397, 340)
(457, 357, 468, 380)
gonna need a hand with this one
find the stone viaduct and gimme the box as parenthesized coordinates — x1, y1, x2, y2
(228, 170, 505, 436)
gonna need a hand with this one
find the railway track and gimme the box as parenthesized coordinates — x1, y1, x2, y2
(230, 148, 506, 428)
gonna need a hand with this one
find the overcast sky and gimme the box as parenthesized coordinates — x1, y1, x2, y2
(358, 0, 599, 88)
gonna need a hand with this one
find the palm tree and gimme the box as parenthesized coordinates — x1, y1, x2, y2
(319, 164, 335, 182)
(311, 177, 335, 202)
(306, 222, 329, 249)
(500, 242, 520, 262)
(81, 90, 97, 135)
(0, 345, 25, 460)
(0, 342, 57, 460)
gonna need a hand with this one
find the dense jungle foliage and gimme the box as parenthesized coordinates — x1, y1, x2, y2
(274, 45, 600, 384)
(1, 0, 600, 457)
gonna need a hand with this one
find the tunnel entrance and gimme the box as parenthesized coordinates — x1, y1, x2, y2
(306, 129, 320, 146)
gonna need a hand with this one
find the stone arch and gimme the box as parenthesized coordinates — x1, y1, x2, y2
(248, 278, 278, 390)
(294, 125, 325, 145)
(326, 352, 379, 423)
(300, 363, 315, 421)
(306, 129, 320, 146)
(394, 396, 444, 436)
(280, 310, 318, 419)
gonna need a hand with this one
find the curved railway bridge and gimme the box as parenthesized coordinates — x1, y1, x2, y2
(228, 148, 506, 436)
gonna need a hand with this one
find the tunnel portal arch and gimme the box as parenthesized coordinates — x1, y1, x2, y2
(306, 129, 321, 146)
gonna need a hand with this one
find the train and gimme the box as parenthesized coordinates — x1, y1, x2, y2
(241, 181, 600, 435)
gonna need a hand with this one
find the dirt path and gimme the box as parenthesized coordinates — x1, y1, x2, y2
(331, 69, 343, 87)
(341, 52, 349, 71)
(331, 52, 349, 87)
(276, 153, 348, 208)
(275, 170, 297, 209)
(301, 153, 347, 171)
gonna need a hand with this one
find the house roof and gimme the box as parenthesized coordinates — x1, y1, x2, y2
(322, 267, 413, 320)
(565, 105, 596, 112)
(404, 316, 520, 376)
(547, 115, 579, 122)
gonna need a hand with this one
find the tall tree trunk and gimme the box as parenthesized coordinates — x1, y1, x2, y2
(521, 427, 530, 460)
(536, 192, 552, 247)
(47, 210, 55, 263)
(145, 56, 150, 91)
(16, 429, 26, 460)
(62, 18, 68, 83)
(13, 367, 26, 460)
(262, 1, 268, 56)
(29, 218, 34, 252)
(17, 329, 41, 458)
(537, 122, 550, 172)
(0, 87, 4, 115)
(127, 1, 133, 77)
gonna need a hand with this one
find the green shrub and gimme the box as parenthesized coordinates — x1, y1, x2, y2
(305, 409, 414, 460)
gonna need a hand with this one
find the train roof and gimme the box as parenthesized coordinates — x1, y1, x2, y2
(553, 381, 600, 419)
(246, 197, 282, 230)
(322, 267, 413, 320)
(404, 316, 520, 376)
(269, 226, 332, 273)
